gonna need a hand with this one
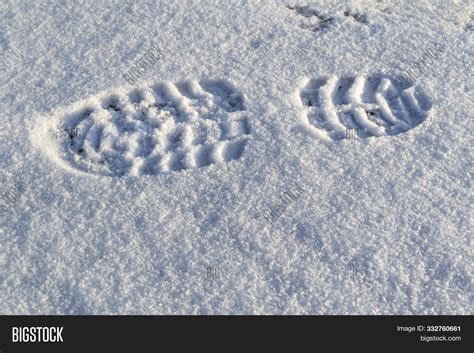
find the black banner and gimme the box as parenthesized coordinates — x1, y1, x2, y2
(0, 315, 471, 352)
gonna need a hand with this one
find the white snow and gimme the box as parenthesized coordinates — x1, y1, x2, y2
(0, 0, 472, 314)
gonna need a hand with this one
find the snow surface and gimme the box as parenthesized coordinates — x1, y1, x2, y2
(0, 0, 472, 314)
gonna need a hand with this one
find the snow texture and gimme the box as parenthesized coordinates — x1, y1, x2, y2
(0, 0, 472, 314)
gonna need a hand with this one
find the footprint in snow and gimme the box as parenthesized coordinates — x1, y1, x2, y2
(33, 79, 251, 176)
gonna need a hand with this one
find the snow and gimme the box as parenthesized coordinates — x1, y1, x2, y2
(0, 0, 472, 314)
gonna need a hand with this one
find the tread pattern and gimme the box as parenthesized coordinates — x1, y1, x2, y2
(298, 75, 432, 141)
(42, 79, 250, 176)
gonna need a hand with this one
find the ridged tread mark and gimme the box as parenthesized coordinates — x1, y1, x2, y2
(299, 75, 432, 141)
(40, 79, 251, 176)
